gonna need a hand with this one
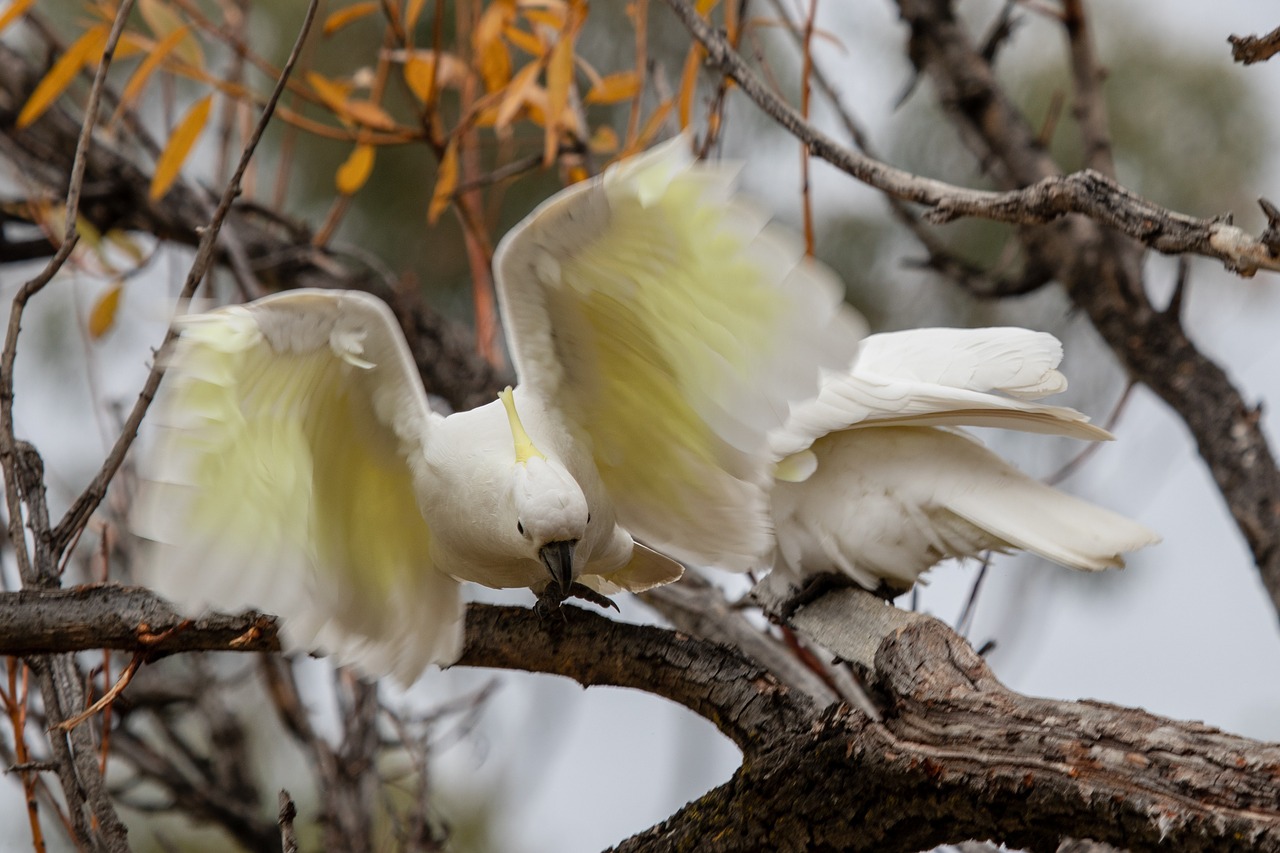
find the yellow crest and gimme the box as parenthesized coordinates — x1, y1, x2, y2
(499, 387, 545, 464)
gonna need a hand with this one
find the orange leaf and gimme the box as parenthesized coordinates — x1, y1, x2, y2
(401, 51, 471, 102)
(149, 93, 212, 200)
(404, 0, 427, 30)
(427, 141, 458, 225)
(114, 25, 190, 122)
(473, 0, 516, 91)
(635, 98, 673, 149)
(88, 281, 123, 340)
(307, 71, 354, 112)
(345, 99, 398, 131)
(677, 43, 703, 129)
(495, 61, 541, 130)
(323, 1, 379, 36)
(503, 25, 543, 56)
(335, 143, 376, 195)
(584, 71, 640, 105)
(17, 24, 108, 128)
(138, 0, 204, 68)
(695, 0, 718, 13)
(544, 33, 574, 163)
(588, 125, 618, 154)
(0, 0, 35, 36)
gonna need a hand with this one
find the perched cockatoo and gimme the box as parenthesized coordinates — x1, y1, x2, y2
(768, 327, 1160, 591)
(133, 135, 857, 683)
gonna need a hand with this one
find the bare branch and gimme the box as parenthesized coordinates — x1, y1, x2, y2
(660, 0, 1280, 276)
(1229, 26, 1280, 65)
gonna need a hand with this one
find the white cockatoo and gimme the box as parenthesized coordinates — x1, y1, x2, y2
(133, 135, 857, 683)
(768, 327, 1160, 592)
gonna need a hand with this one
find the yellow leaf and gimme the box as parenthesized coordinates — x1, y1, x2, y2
(427, 141, 457, 225)
(635, 98, 673, 149)
(345, 99, 398, 131)
(336, 143, 375, 195)
(88, 282, 123, 340)
(114, 25, 190, 121)
(588, 125, 618, 154)
(17, 24, 108, 128)
(473, 0, 516, 91)
(0, 0, 35, 36)
(149, 93, 212, 200)
(495, 61, 541, 129)
(138, 0, 204, 68)
(585, 71, 640, 105)
(323, 1, 379, 36)
(522, 8, 565, 29)
(306, 71, 354, 113)
(503, 25, 543, 56)
(404, 0, 427, 30)
(402, 51, 470, 102)
(545, 33, 574, 162)
(695, 0, 718, 13)
(677, 43, 703, 129)
(105, 229, 146, 265)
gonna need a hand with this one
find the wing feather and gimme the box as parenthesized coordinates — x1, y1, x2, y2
(773, 327, 1109, 458)
(134, 290, 462, 682)
(496, 135, 859, 571)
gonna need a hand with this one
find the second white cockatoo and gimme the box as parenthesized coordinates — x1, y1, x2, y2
(133, 135, 857, 683)
(768, 327, 1160, 592)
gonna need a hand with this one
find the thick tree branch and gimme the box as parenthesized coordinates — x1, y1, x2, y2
(3, 584, 1279, 851)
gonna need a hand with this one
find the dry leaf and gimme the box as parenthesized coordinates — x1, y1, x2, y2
(114, 25, 190, 122)
(17, 24, 108, 128)
(149, 93, 212, 200)
(495, 61, 541, 130)
(323, 1, 379, 36)
(336, 143, 376, 195)
(677, 43, 703, 129)
(307, 71, 355, 113)
(138, 0, 204, 68)
(502, 25, 543, 57)
(344, 99, 398, 131)
(404, 0, 428, 30)
(585, 71, 640, 105)
(402, 51, 470, 102)
(427, 141, 458, 224)
(473, 0, 516, 91)
(544, 34, 574, 164)
(588, 125, 618, 154)
(88, 282, 123, 340)
(0, 0, 35, 36)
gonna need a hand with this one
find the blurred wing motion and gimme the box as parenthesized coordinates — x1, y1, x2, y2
(496, 135, 860, 571)
(771, 327, 1160, 590)
(134, 290, 463, 681)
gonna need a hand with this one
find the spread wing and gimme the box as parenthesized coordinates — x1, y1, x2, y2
(495, 135, 859, 571)
(133, 289, 462, 683)
(773, 327, 1110, 459)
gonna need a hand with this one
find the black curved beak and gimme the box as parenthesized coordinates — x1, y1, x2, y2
(539, 540, 577, 594)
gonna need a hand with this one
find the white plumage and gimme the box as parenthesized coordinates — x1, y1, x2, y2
(133, 135, 855, 683)
(769, 327, 1160, 591)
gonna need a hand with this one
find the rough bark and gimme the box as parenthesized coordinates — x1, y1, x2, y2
(3, 584, 1278, 852)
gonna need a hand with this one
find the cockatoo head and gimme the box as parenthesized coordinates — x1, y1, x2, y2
(500, 388, 589, 592)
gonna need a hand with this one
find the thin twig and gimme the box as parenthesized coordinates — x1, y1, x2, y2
(51, 0, 323, 556)
(660, 0, 1280, 277)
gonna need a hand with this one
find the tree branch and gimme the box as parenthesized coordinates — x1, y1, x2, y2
(3, 584, 1278, 851)
(1229, 26, 1280, 65)
(659, 0, 1280, 276)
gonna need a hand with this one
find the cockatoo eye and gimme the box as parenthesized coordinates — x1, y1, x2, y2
(517, 520, 526, 537)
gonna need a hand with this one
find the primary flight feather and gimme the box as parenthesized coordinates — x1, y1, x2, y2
(769, 326, 1160, 592)
(134, 135, 856, 683)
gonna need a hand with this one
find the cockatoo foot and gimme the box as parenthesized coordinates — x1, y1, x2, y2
(778, 571, 861, 619)
(533, 582, 620, 619)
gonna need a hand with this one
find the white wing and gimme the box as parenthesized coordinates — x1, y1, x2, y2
(772, 426, 1161, 590)
(773, 327, 1109, 459)
(495, 135, 859, 571)
(133, 289, 463, 683)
